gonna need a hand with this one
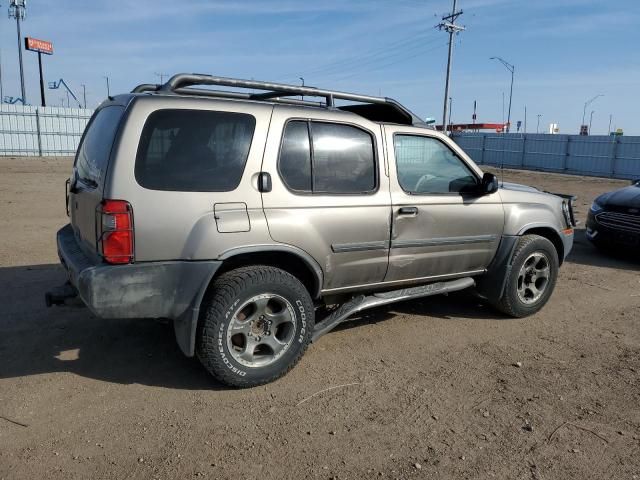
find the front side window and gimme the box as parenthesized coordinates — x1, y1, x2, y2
(394, 135, 477, 194)
(278, 120, 376, 194)
(135, 109, 255, 192)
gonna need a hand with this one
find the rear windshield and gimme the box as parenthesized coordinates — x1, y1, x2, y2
(135, 109, 256, 192)
(75, 105, 124, 186)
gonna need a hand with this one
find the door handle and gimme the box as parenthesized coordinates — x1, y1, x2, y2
(398, 206, 418, 216)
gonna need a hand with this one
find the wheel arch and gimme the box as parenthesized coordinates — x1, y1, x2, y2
(519, 226, 564, 265)
(476, 227, 563, 304)
(174, 245, 323, 358)
(216, 245, 324, 299)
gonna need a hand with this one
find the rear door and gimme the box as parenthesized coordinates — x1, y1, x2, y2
(384, 126, 504, 282)
(69, 104, 125, 260)
(261, 106, 392, 291)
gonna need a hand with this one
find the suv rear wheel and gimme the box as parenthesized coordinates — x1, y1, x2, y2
(196, 266, 314, 388)
(493, 234, 559, 318)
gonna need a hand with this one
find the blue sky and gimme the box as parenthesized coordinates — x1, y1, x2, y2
(1, 0, 638, 134)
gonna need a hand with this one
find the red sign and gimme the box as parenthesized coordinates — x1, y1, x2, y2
(25, 37, 53, 55)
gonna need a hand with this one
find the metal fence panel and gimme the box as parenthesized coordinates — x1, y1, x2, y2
(0, 105, 93, 157)
(614, 137, 640, 179)
(452, 132, 640, 180)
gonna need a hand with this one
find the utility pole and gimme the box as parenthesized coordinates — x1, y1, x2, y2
(490, 56, 514, 133)
(154, 72, 168, 84)
(472, 100, 477, 130)
(438, 0, 464, 134)
(0, 48, 4, 103)
(9, 0, 27, 104)
(608, 114, 612, 135)
(103, 75, 110, 97)
(448, 97, 453, 132)
(81, 84, 87, 108)
(537, 114, 542, 134)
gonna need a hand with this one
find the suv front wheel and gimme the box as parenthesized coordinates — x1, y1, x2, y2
(493, 234, 559, 317)
(196, 266, 314, 388)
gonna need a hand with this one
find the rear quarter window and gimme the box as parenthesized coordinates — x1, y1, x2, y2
(135, 109, 256, 192)
(75, 105, 125, 186)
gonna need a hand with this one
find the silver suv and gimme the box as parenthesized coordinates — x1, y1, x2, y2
(48, 74, 575, 387)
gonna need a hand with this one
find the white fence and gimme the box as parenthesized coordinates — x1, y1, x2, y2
(0, 104, 94, 157)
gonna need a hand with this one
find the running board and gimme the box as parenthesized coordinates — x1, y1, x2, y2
(312, 277, 475, 342)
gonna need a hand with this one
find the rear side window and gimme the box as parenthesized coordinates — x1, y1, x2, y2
(135, 109, 255, 192)
(278, 120, 376, 194)
(75, 105, 124, 186)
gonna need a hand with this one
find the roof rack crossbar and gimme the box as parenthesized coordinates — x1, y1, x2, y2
(173, 87, 326, 108)
(132, 83, 160, 93)
(156, 73, 423, 125)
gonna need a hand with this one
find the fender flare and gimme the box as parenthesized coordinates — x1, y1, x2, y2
(174, 244, 324, 357)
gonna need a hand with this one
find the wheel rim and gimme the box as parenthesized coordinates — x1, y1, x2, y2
(516, 252, 551, 305)
(226, 293, 297, 368)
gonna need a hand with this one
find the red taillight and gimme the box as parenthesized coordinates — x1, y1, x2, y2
(97, 199, 134, 264)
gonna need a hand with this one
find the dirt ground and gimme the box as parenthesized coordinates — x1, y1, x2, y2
(0, 157, 638, 480)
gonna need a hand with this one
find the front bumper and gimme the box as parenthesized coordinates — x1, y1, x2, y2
(56, 224, 221, 321)
(586, 211, 640, 247)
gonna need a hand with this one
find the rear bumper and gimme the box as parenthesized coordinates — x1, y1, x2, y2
(56, 224, 221, 355)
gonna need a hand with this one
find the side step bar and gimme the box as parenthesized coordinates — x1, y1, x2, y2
(312, 277, 475, 342)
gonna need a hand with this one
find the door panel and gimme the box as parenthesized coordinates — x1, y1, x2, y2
(384, 126, 504, 282)
(261, 107, 392, 290)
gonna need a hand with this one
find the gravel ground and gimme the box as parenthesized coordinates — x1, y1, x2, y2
(0, 157, 638, 480)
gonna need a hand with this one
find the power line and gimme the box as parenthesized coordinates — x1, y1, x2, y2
(438, 0, 465, 133)
(302, 35, 443, 81)
(317, 41, 447, 83)
(278, 30, 439, 82)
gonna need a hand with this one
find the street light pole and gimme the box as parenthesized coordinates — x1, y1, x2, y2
(589, 110, 595, 136)
(299, 77, 304, 101)
(536, 114, 542, 134)
(582, 94, 603, 129)
(490, 56, 514, 133)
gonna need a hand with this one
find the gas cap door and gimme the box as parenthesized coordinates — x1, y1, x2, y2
(214, 202, 251, 233)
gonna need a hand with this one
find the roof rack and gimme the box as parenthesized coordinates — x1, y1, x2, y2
(131, 73, 426, 126)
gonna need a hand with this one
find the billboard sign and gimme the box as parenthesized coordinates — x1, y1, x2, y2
(25, 37, 53, 55)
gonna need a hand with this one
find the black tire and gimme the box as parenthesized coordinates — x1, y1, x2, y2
(196, 266, 314, 388)
(493, 234, 559, 318)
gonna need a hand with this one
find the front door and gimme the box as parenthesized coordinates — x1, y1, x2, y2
(383, 126, 504, 283)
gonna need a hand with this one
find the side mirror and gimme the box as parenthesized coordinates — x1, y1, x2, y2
(481, 172, 499, 194)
